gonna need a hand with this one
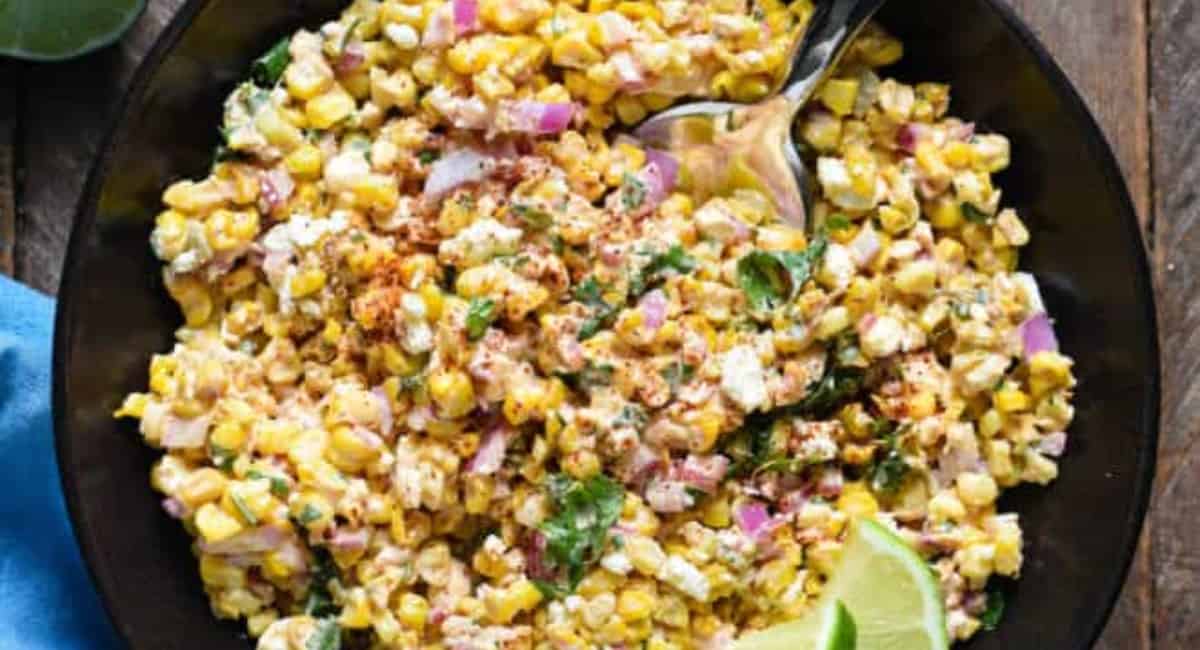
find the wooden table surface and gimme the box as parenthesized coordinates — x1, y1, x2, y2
(0, 0, 1190, 647)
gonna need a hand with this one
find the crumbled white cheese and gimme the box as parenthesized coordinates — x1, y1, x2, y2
(438, 218, 523, 266)
(861, 315, 904, 359)
(324, 151, 371, 193)
(658, 555, 710, 602)
(720, 345, 768, 413)
(818, 242, 856, 292)
(600, 552, 633, 576)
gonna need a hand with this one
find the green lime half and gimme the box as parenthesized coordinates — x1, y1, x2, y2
(736, 518, 949, 650)
(0, 0, 146, 62)
(736, 598, 857, 650)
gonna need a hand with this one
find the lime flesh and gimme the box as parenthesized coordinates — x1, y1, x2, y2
(735, 519, 948, 650)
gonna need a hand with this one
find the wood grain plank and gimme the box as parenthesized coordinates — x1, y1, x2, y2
(0, 62, 16, 277)
(1150, 0, 1200, 645)
(1002, 0, 1152, 229)
(13, 0, 183, 294)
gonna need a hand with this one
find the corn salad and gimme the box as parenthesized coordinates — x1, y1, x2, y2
(116, 0, 1075, 648)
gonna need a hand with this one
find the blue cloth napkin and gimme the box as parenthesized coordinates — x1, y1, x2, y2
(0, 276, 122, 649)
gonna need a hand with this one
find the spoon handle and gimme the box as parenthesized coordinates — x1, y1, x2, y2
(781, 0, 890, 105)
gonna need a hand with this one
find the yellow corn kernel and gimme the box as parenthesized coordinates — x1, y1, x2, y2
(327, 425, 381, 472)
(289, 267, 327, 299)
(814, 306, 851, 340)
(178, 468, 228, 509)
(200, 554, 246, 588)
(254, 107, 305, 150)
(370, 68, 418, 110)
(286, 60, 334, 100)
(613, 94, 647, 125)
(209, 421, 247, 452)
(617, 588, 656, 621)
(956, 472, 999, 508)
(893, 259, 938, 296)
(287, 428, 329, 466)
(486, 579, 543, 624)
(305, 88, 356, 129)
(625, 536, 666, 577)
(351, 173, 400, 212)
(927, 196, 963, 230)
(837, 482, 879, 519)
(700, 495, 731, 528)
(165, 277, 213, 328)
(552, 30, 603, 68)
(503, 381, 545, 426)
(428, 368, 476, 419)
(195, 502, 244, 543)
(1029, 351, 1073, 394)
(730, 75, 771, 104)
(284, 144, 324, 179)
(993, 388, 1031, 414)
(398, 593, 429, 629)
(908, 390, 937, 419)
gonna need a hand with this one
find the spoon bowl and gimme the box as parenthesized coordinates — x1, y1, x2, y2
(633, 0, 889, 230)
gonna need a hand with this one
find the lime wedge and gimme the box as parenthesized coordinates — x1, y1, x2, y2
(0, 0, 146, 62)
(737, 599, 857, 650)
(736, 518, 948, 650)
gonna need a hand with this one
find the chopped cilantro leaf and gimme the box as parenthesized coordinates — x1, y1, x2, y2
(229, 492, 258, 526)
(961, 202, 992, 223)
(466, 298, 498, 341)
(297, 503, 323, 526)
(558, 362, 614, 392)
(306, 618, 341, 650)
(660, 361, 695, 394)
(825, 214, 853, 231)
(630, 245, 697, 295)
(620, 172, 647, 211)
(737, 234, 828, 311)
(417, 149, 441, 165)
(303, 549, 341, 618)
(247, 470, 290, 497)
(980, 587, 1005, 631)
(537, 474, 625, 595)
(512, 204, 554, 230)
(869, 420, 910, 493)
(251, 37, 291, 87)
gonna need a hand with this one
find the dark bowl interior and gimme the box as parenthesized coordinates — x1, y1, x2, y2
(54, 0, 1159, 648)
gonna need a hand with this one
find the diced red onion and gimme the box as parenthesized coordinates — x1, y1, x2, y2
(644, 479, 693, 513)
(536, 102, 574, 133)
(636, 162, 668, 208)
(952, 121, 977, 142)
(422, 4, 455, 47)
(674, 454, 730, 493)
(162, 497, 188, 519)
(453, 0, 478, 34)
(335, 42, 366, 74)
(621, 444, 664, 486)
(200, 525, 286, 555)
(467, 425, 507, 475)
(1020, 312, 1059, 358)
(897, 123, 929, 154)
(161, 414, 211, 449)
(370, 386, 394, 439)
(525, 531, 554, 580)
(640, 289, 667, 332)
(848, 223, 881, 268)
(600, 244, 624, 267)
(423, 148, 493, 199)
(1038, 431, 1068, 457)
(645, 149, 679, 194)
(259, 167, 295, 213)
(735, 501, 770, 536)
(329, 527, 370, 552)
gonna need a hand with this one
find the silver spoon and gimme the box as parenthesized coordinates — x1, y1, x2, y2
(633, 0, 889, 230)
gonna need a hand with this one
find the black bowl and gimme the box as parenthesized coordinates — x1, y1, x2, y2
(54, 1, 1159, 648)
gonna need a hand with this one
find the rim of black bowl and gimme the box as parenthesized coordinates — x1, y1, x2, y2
(53, 1, 1161, 648)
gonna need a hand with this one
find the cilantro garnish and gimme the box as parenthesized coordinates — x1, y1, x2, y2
(736, 233, 828, 311)
(512, 204, 554, 230)
(660, 360, 695, 395)
(961, 202, 991, 224)
(557, 361, 615, 392)
(573, 277, 620, 341)
(303, 548, 341, 618)
(466, 298, 498, 341)
(250, 37, 290, 87)
(417, 149, 440, 165)
(629, 245, 697, 296)
(535, 474, 625, 595)
(980, 587, 1006, 631)
(869, 420, 910, 493)
(306, 618, 341, 650)
(619, 172, 647, 210)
